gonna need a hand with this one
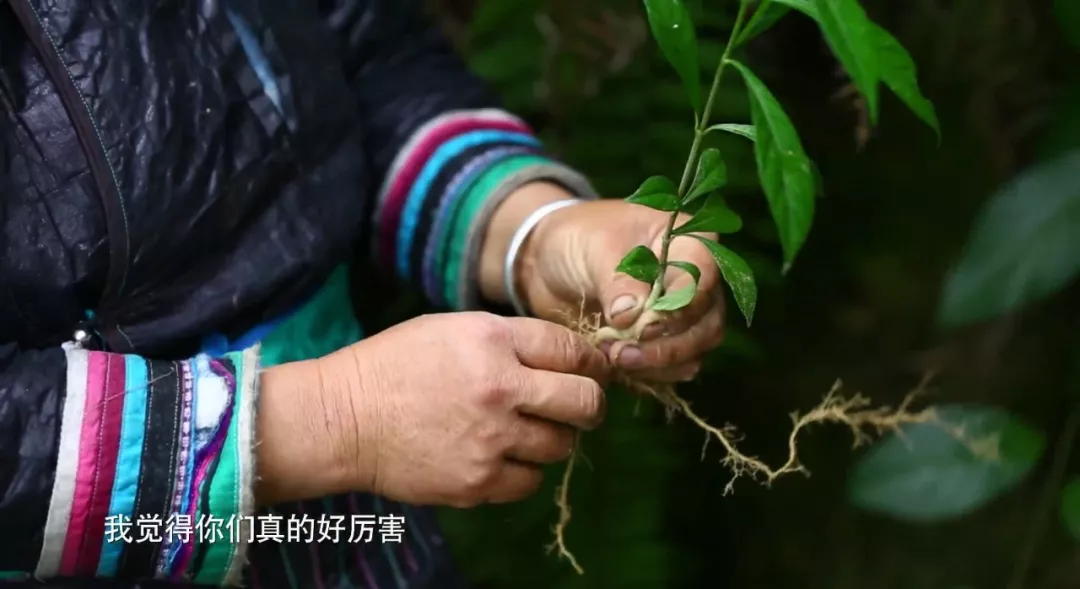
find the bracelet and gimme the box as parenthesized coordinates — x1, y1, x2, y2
(503, 198, 582, 316)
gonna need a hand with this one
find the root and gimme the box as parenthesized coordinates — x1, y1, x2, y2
(546, 432, 583, 574)
(546, 302, 983, 574)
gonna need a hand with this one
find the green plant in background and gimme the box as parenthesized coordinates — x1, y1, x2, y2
(843, 1, 1080, 569)
(546, 0, 955, 574)
(847, 145, 1080, 588)
(848, 0, 1080, 564)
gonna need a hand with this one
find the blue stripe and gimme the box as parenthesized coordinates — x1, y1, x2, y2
(200, 311, 292, 357)
(96, 355, 149, 576)
(225, 8, 283, 114)
(395, 129, 540, 276)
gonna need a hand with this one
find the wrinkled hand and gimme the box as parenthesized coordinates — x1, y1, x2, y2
(320, 312, 610, 508)
(518, 198, 725, 383)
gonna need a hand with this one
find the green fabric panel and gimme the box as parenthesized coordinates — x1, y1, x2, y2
(259, 265, 365, 368)
(442, 155, 550, 307)
(193, 350, 244, 584)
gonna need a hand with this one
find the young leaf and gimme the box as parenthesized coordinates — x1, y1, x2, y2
(642, 0, 702, 113)
(686, 148, 727, 202)
(705, 123, 756, 142)
(667, 260, 702, 282)
(1062, 477, 1080, 542)
(848, 405, 1045, 522)
(690, 235, 756, 325)
(630, 175, 679, 198)
(626, 176, 681, 211)
(736, 0, 816, 45)
(728, 60, 815, 270)
(939, 150, 1080, 328)
(627, 193, 681, 211)
(674, 195, 743, 234)
(869, 22, 940, 139)
(616, 245, 662, 284)
(652, 284, 697, 311)
(810, 0, 880, 123)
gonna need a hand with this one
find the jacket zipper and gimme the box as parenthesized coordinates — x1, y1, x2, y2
(9, 0, 130, 351)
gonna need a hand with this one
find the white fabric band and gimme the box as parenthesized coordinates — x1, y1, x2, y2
(503, 199, 583, 316)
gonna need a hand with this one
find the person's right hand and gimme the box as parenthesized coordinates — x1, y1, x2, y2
(320, 311, 611, 508)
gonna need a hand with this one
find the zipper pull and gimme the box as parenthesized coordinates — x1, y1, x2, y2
(73, 309, 104, 350)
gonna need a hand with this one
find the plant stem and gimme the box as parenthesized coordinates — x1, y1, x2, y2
(646, 0, 750, 307)
(733, 0, 774, 48)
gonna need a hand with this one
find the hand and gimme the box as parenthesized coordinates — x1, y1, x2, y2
(518, 194, 726, 383)
(318, 312, 610, 508)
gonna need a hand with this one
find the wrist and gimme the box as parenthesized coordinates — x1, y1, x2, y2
(255, 356, 369, 505)
(478, 181, 577, 306)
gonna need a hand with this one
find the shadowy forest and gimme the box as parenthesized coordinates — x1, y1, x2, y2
(362, 0, 1080, 587)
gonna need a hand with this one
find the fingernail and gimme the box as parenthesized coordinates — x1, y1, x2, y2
(642, 321, 666, 340)
(609, 295, 637, 317)
(617, 345, 645, 369)
(599, 341, 613, 357)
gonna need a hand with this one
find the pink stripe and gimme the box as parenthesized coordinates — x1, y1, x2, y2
(59, 352, 109, 575)
(74, 353, 126, 575)
(375, 116, 531, 265)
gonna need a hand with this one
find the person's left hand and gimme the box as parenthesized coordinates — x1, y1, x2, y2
(517, 197, 726, 384)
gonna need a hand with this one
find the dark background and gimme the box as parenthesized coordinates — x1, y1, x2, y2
(396, 1, 1079, 587)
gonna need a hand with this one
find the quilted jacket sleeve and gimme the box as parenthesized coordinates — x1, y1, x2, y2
(0, 342, 260, 586)
(319, 0, 600, 311)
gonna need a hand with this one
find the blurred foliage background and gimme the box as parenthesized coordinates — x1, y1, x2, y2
(401, 0, 1080, 587)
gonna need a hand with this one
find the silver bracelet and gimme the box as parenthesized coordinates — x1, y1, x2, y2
(503, 199, 582, 316)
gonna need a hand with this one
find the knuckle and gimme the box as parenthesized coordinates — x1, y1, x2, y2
(474, 422, 509, 454)
(457, 464, 497, 506)
(474, 369, 513, 408)
(578, 381, 606, 426)
(471, 313, 512, 347)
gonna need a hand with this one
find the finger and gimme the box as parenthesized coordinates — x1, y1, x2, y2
(486, 461, 545, 504)
(636, 235, 723, 342)
(598, 268, 654, 330)
(508, 316, 611, 383)
(505, 416, 576, 464)
(514, 370, 606, 430)
(631, 361, 703, 384)
(614, 306, 725, 371)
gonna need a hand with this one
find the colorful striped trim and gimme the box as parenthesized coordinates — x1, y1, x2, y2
(36, 344, 260, 586)
(373, 108, 599, 311)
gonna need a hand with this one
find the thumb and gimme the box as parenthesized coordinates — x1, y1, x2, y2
(599, 273, 653, 331)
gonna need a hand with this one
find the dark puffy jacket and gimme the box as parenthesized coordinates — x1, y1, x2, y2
(0, 0, 594, 586)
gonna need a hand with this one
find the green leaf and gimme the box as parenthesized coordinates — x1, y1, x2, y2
(674, 195, 743, 234)
(626, 176, 681, 211)
(869, 23, 940, 139)
(1062, 478, 1080, 542)
(706, 123, 756, 142)
(810, 0, 880, 123)
(939, 150, 1080, 328)
(686, 148, 727, 202)
(652, 284, 697, 311)
(775, 0, 816, 14)
(728, 60, 815, 270)
(616, 245, 662, 284)
(848, 404, 1046, 522)
(690, 235, 756, 325)
(667, 260, 702, 282)
(736, 0, 818, 45)
(627, 193, 681, 211)
(642, 0, 702, 113)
